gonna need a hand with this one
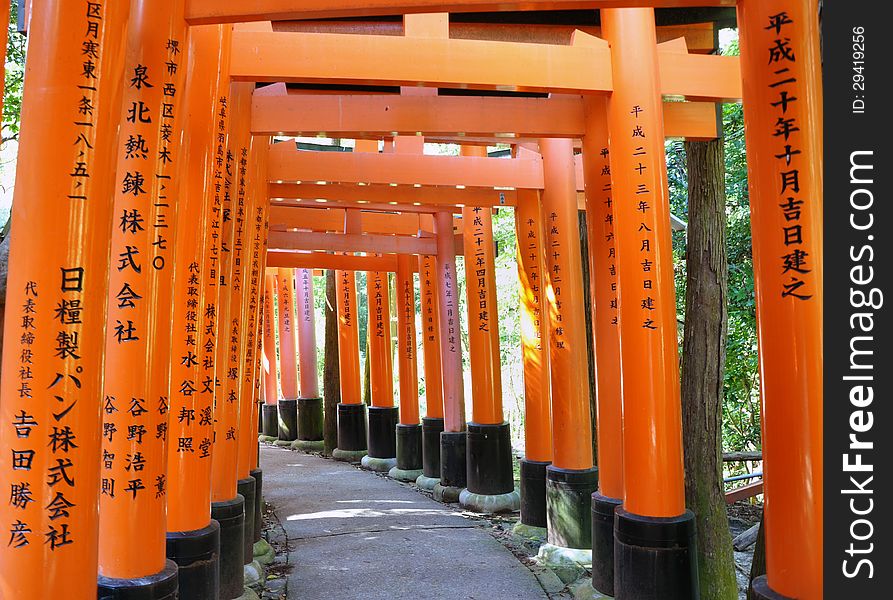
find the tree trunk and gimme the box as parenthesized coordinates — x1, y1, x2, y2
(746, 518, 767, 600)
(323, 269, 340, 455)
(681, 138, 737, 599)
(578, 210, 598, 466)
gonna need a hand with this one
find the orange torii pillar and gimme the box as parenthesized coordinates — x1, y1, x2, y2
(458, 148, 520, 514)
(293, 268, 325, 450)
(164, 24, 229, 600)
(738, 3, 822, 600)
(389, 254, 425, 482)
(333, 164, 371, 461)
(261, 272, 280, 439)
(238, 145, 271, 561)
(0, 2, 128, 597)
(96, 2, 186, 597)
(214, 81, 259, 587)
(581, 96, 625, 596)
(275, 268, 300, 444)
(362, 269, 399, 472)
(514, 189, 553, 533)
(432, 210, 468, 502)
(603, 9, 697, 600)
(416, 252, 446, 490)
(539, 138, 598, 553)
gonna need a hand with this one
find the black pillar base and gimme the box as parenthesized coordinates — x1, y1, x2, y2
(237, 476, 256, 566)
(97, 559, 179, 600)
(262, 404, 278, 438)
(250, 468, 263, 543)
(367, 406, 398, 458)
(749, 576, 793, 600)
(520, 459, 550, 529)
(396, 423, 423, 470)
(211, 495, 245, 600)
(422, 417, 444, 478)
(439, 431, 467, 488)
(278, 399, 298, 441)
(466, 422, 514, 496)
(166, 521, 220, 600)
(545, 465, 598, 549)
(614, 507, 700, 600)
(297, 397, 324, 440)
(591, 492, 623, 596)
(336, 402, 367, 451)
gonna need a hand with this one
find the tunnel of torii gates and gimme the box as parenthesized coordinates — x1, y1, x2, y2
(0, 1, 820, 600)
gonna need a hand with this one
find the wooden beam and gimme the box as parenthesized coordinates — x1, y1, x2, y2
(269, 205, 423, 234)
(270, 196, 462, 214)
(230, 31, 740, 100)
(186, 0, 735, 24)
(725, 481, 764, 505)
(266, 251, 402, 272)
(268, 182, 515, 208)
(268, 230, 437, 255)
(251, 94, 719, 139)
(268, 151, 544, 189)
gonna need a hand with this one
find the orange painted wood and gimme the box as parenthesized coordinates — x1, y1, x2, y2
(267, 150, 544, 189)
(435, 211, 466, 432)
(98, 0, 188, 580)
(269, 182, 513, 209)
(367, 271, 395, 407)
(0, 1, 130, 595)
(261, 273, 280, 405)
(268, 230, 437, 255)
(418, 254, 444, 419)
(396, 255, 420, 424)
(336, 268, 363, 404)
(269, 206, 422, 235)
(738, 1, 823, 597)
(581, 97, 624, 500)
(277, 269, 299, 399)
(166, 24, 231, 534)
(603, 8, 685, 518)
(540, 139, 593, 471)
(267, 252, 400, 272)
(251, 94, 719, 139)
(515, 190, 553, 463)
(186, 0, 735, 25)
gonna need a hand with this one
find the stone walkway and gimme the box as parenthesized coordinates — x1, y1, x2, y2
(259, 444, 549, 600)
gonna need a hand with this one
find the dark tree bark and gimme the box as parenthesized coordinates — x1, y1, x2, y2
(747, 518, 767, 600)
(681, 138, 737, 598)
(323, 269, 340, 455)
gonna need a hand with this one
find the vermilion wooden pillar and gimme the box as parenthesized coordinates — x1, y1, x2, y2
(261, 272, 280, 439)
(165, 24, 230, 600)
(390, 254, 424, 481)
(581, 96, 625, 596)
(293, 267, 325, 449)
(515, 189, 553, 532)
(738, 2, 823, 599)
(539, 138, 597, 551)
(417, 252, 445, 489)
(602, 9, 696, 599)
(0, 2, 129, 597)
(458, 146, 518, 513)
(432, 209, 467, 502)
(363, 270, 398, 470)
(97, 1, 186, 596)
(275, 268, 300, 443)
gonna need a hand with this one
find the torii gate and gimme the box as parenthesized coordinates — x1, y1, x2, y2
(0, 3, 821, 600)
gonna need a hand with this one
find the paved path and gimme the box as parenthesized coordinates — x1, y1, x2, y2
(259, 444, 548, 600)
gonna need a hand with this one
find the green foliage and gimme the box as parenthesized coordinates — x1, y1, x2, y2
(3, 1, 24, 141)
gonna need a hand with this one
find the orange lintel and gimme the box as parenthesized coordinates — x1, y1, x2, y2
(266, 251, 403, 272)
(269, 205, 423, 235)
(268, 182, 516, 208)
(267, 151, 544, 189)
(268, 229, 437, 255)
(186, 0, 735, 24)
(229, 31, 740, 100)
(270, 196, 461, 214)
(251, 94, 718, 139)
(270, 21, 717, 54)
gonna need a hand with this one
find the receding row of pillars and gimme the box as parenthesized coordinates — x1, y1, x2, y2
(0, 2, 822, 600)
